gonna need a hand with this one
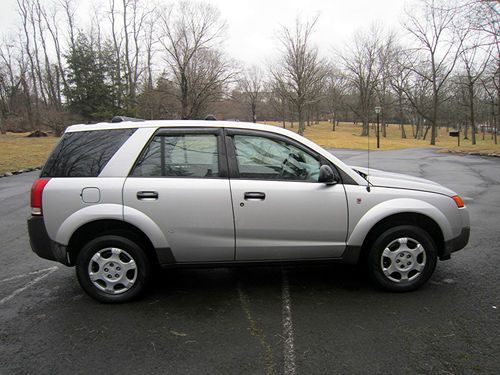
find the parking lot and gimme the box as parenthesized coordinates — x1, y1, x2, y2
(1, 148, 499, 374)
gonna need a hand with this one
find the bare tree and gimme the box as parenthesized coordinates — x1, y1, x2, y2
(456, 39, 491, 144)
(389, 44, 412, 138)
(271, 16, 327, 136)
(402, 61, 434, 139)
(481, 60, 499, 145)
(341, 25, 386, 136)
(325, 65, 347, 131)
(157, 1, 230, 119)
(404, 0, 468, 145)
(238, 65, 263, 122)
(185, 48, 235, 118)
(469, 0, 499, 145)
(41, 2, 69, 101)
(375, 30, 397, 137)
(266, 78, 288, 127)
(34, 0, 59, 108)
(122, 0, 151, 112)
(108, 0, 124, 109)
(143, 6, 157, 91)
(0, 40, 22, 133)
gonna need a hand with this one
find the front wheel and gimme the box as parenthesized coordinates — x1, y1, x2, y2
(76, 235, 151, 303)
(367, 225, 437, 292)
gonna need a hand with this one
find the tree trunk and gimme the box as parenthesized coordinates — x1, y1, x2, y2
(469, 85, 476, 145)
(181, 72, 189, 119)
(298, 106, 305, 135)
(361, 116, 369, 136)
(423, 126, 430, 141)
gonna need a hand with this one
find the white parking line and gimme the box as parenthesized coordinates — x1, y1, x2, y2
(282, 269, 296, 375)
(0, 266, 58, 283)
(0, 266, 58, 304)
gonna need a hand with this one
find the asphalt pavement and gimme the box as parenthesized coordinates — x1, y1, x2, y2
(0, 148, 499, 374)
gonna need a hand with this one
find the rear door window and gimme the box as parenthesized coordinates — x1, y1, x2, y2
(41, 129, 136, 177)
(131, 134, 220, 178)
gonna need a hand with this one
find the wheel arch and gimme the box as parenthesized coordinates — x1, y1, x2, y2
(67, 219, 160, 267)
(358, 212, 445, 262)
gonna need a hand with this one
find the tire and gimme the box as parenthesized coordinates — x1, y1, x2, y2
(367, 225, 437, 292)
(76, 235, 151, 303)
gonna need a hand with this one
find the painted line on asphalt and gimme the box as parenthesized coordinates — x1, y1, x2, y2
(0, 266, 58, 304)
(0, 266, 58, 283)
(282, 269, 296, 375)
(237, 282, 276, 375)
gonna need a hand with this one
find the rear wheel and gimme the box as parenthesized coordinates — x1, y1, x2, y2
(76, 235, 151, 303)
(368, 225, 437, 292)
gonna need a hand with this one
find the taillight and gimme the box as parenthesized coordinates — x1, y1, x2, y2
(452, 195, 465, 208)
(30, 178, 50, 216)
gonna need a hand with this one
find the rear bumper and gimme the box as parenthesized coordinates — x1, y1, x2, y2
(27, 216, 70, 266)
(440, 227, 470, 260)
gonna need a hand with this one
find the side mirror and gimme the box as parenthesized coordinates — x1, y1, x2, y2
(318, 165, 338, 185)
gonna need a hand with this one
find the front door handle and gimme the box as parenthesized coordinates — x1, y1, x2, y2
(244, 192, 266, 201)
(137, 191, 159, 200)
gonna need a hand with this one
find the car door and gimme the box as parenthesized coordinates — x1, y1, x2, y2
(226, 129, 348, 261)
(123, 128, 235, 263)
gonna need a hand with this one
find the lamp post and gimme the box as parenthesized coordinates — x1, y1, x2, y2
(375, 106, 381, 149)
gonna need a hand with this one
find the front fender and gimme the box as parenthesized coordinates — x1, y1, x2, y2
(347, 198, 452, 247)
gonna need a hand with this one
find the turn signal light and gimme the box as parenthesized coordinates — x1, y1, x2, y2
(30, 178, 50, 215)
(452, 195, 465, 208)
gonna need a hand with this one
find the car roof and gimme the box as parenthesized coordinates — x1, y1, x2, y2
(67, 120, 275, 133)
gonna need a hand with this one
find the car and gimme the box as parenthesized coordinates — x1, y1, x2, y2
(27, 120, 470, 303)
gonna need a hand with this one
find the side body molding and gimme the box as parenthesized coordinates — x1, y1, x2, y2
(347, 198, 453, 247)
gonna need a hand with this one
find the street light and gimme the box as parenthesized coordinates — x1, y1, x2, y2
(374, 106, 382, 149)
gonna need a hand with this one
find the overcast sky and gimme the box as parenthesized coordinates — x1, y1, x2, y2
(0, 0, 410, 66)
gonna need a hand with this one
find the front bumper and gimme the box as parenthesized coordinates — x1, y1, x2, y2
(27, 216, 70, 266)
(440, 227, 470, 260)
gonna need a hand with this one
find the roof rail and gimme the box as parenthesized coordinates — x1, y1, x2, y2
(111, 116, 145, 123)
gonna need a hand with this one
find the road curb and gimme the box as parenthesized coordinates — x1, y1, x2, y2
(443, 150, 500, 158)
(0, 166, 41, 178)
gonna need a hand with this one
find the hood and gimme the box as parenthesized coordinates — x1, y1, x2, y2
(350, 166, 456, 196)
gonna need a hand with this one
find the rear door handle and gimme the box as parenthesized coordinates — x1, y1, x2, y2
(244, 192, 266, 201)
(137, 191, 159, 200)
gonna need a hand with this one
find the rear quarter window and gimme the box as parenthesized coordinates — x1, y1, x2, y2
(41, 128, 136, 177)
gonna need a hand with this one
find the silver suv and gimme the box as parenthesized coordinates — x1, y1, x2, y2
(28, 120, 470, 302)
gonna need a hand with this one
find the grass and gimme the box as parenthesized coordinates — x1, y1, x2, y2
(0, 133, 59, 174)
(260, 121, 500, 154)
(1, 122, 498, 174)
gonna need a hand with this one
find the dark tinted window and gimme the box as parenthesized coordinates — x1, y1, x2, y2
(234, 135, 320, 181)
(131, 134, 219, 177)
(41, 129, 136, 177)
